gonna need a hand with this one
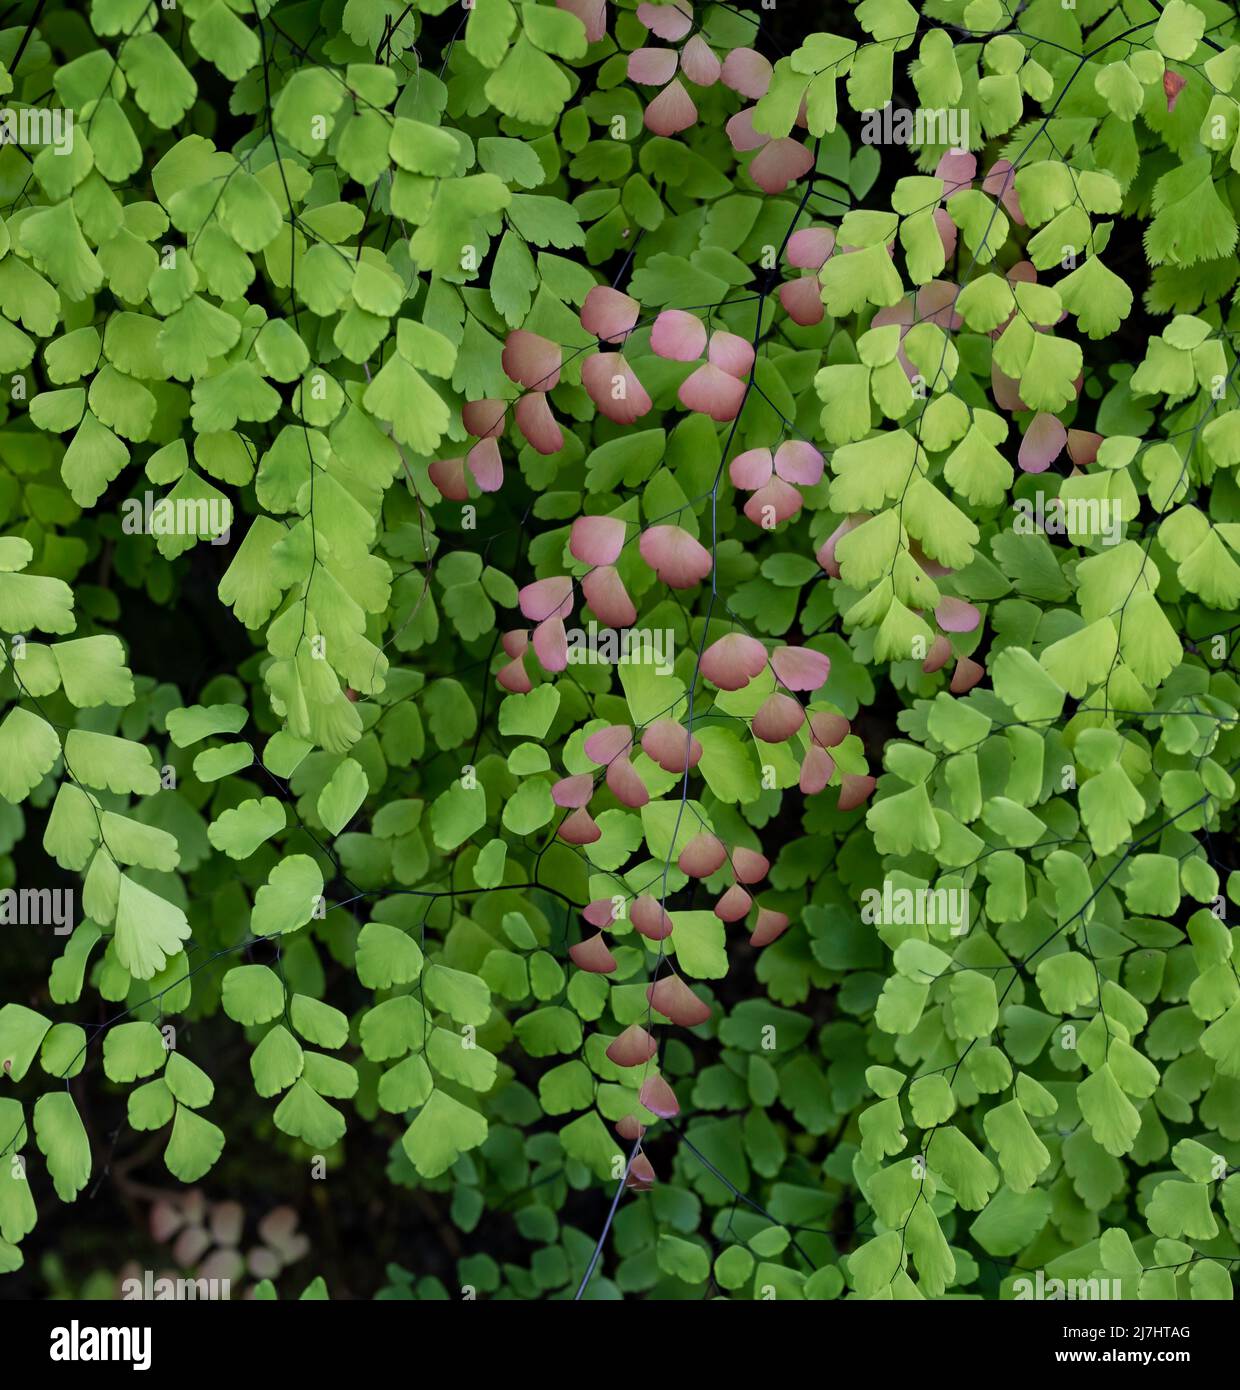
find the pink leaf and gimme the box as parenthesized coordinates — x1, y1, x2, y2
(770, 645, 830, 692)
(605, 1022, 658, 1065)
(1067, 429, 1102, 468)
(570, 514, 626, 566)
(533, 616, 568, 672)
(752, 691, 805, 742)
(922, 633, 953, 674)
(641, 717, 703, 772)
(639, 524, 712, 588)
(707, 331, 755, 380)
(871, 300, 914, 331)
(498, 655, 530, 693)
(644, 77, 697, 135)
(558, 807, 602, 844)
(584, 723, 633, 764)
(779, 276, 825, 326)
(732, 846, 769, 884)
(428, 456, 468, 501)
(606, 754, 649, 807)
(631, 895, 673, 939)
(786, 226, 836, 268)
(636, 1, 692, 39)
(582, 352, 653, 424)
(1018, 412, 1067, 473)
(678, 361, 745, 419)
(729, 447, 773, 491)
(626, 1153, 656, 1188)
(991, 363, 1027, 413)
(720, 46, 772, 99)
(701, 632, 768, 690)
(714, 885, 752, 922)
(750, 907, 789, 948)
(750, 137, 814, 194)
(743, 475, 803, 527)
(935, 595, 981, 633)
(679, 35, 720, 86)
(725, 106, 768, 152)
(569, 933, 617, 974)
(582, 898, 618, 928)
(951, 656, 985, 694)
(916, 280, 964, 332)
(639, 1074, 680, 1118)
(461, 436, 497, 497)
(502, 330, 561, 391)
(816, 517, 862, 577)
(773, 440, 824, 486)
(935, 149, 977, 193)
(616, 1114, 646, 1141)
(553, 773, 594, 808)
(911, 542, 952, 579)
(628, 46, 679, 85)
(582, 564, 637, 627)
(581, 284, 641, 342)
(557, 0, 606, 43)
(514, 393, 563, 456)
(982, 159, 1025, 225)
(837, 774, 876, 811)
(461, 398, 506, 438)
(678, 831, 727, 878)
(799, 744, 835, 794)
(647, 972, 711, 1026)
(808, 711, 849, 748)
(934, 207, 958, 261)
(650, 308, 706, 361)
(518, 575, 573, 622)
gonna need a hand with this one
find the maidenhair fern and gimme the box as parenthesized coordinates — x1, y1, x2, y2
(0, 0, 1236, 1307)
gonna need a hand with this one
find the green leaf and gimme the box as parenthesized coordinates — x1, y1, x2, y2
(273, 1079, 346, 1148)
(290, 994, 349, 1050)
(355, 922, 424, 990)
(250, 1025, 304, 1098)
(430, 783, 487, 852)
(1147, 157, 1238, 268)
(251, 855, 324, 936)
(424, 964, 491, 1027)
(402, 1089, 488, 1178)
(670, 910, 728, 980)
(0, 1005, 52, 1082)
(0, 708, 60, 803)
(208, 796, 286, 859)
(102, 1021, 167, 1083)
(164, 1052, 214, 1109)
(318, 758, 369, 836)
(114, 874, 191, 980)
(1079, 1063, 1141, 1157)
(484, 35, 571, 125)
(221, 965, 285, 1026)
(164, 1103, 225, 1180)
